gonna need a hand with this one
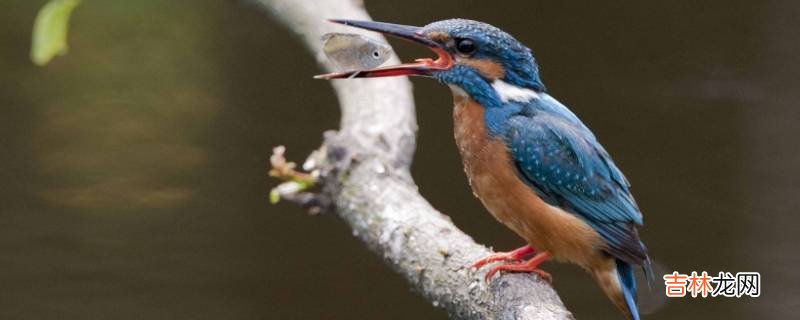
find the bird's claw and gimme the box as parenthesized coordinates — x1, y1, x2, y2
(480, 251, 552, 284)
(484, 265, 552, 283)
(470, 245, 536, 270)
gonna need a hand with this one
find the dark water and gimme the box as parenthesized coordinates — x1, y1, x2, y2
(1, 1, 798, 319)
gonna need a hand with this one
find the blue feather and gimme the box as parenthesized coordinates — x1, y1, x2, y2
(490, 94, 648, 265)
(616, 259, 640, 320)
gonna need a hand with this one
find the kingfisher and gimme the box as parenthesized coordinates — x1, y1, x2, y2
(317, 19, 652, 320)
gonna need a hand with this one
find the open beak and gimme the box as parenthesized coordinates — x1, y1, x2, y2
(314, 19, 453, 79)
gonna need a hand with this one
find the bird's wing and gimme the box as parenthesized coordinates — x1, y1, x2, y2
(505, 113, 647, 265)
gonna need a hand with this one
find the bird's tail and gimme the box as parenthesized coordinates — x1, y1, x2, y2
(592, 258, 640, 320)
(616, 259, 640, 320)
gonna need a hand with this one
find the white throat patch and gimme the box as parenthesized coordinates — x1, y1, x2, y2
(448, 85, 468, 98)
(491, 80, 540, 103)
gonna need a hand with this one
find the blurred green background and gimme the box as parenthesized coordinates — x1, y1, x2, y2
(1, 0, 798, 319)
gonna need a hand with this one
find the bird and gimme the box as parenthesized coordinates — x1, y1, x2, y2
(317, 18, 652, 320)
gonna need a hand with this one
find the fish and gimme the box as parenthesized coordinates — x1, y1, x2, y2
(321, 33, 392, 72)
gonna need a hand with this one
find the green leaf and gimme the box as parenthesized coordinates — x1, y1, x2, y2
(269, 180, 314, 205)
(30, 0, 82, 66)
(269, 189, 281, 204)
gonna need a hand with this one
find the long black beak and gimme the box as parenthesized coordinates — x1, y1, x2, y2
(329, 19, 438, 47)
(314, 19, 452, 79)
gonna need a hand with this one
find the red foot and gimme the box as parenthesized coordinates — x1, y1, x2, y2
(485, 252, 552, 283)
(471, 245, 536, 270)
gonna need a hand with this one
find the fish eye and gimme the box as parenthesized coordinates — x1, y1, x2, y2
(455, 38, 476, 55)
(372, 51, 380, 59)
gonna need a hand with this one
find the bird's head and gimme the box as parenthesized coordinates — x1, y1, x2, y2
(317, 19, 546, 106)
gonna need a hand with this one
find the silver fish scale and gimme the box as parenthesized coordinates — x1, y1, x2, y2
(322, 33, 392, 71)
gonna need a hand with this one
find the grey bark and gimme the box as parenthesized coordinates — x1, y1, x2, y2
(254, 0, 574, 319)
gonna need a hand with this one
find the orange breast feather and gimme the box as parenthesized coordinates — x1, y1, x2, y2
(451, 93, 605, 267)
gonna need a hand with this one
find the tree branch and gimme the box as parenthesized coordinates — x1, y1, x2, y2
(255, 0, 573, 318)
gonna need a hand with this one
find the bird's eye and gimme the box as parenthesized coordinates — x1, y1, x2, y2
(455, 39, 476, 55)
